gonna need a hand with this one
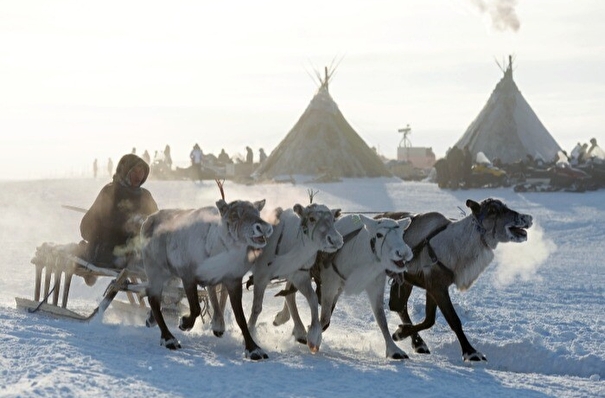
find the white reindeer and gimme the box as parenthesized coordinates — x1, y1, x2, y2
(141, 199, 273, 360)
(274, 214, 413, 359)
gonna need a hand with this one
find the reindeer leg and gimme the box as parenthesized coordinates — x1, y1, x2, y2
(211, 285, 225, 335)
(247, 277, 268, 330)
(207, 285, 225, 337)
(179, 279, 201, 331)
(319, 268, 342, 332)
(282, 289, 307, 345)
(273, 294, 291, 327)
(431, 287, 486, 362)
(290, 271, 322, 352)
(147, 280, 180, 350)
(367, 275, 408, 360)
(224, 278, 268, 361)
(390, 282, 430, 354)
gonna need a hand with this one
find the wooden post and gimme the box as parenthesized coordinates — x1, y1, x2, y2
(34, 264, 44, 302)
(62, 273, 73, 308)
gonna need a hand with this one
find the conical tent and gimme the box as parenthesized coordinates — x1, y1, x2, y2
(454, 56, 562, 164)
(254, 68, 391, 179)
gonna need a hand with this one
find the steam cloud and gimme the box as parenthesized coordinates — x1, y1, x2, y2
(493, 221, 556, 287)
(470, 0, 521, 32)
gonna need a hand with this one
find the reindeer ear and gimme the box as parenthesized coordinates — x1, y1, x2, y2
(398, 217, 412, 230)
(254, 199, 266, 211)
(466, 199, 480, 214)
(332, 208, 341, 219)
(293, 204, 304, 216)
(216, 199, 229, 216)
(358, 214, 375, 228)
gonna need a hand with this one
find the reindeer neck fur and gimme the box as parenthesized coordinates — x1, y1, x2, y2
(194, 215, 254, 286)
(252, 209, 319, 279)
(333, 228, 385, 295)
(203, 217, 245, 256)
(430, 215, 496, 291)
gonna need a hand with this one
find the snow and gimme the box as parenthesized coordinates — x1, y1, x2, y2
(1, 178, 603, 398)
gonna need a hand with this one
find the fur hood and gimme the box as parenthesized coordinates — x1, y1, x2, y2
(113, 154, 150, 186)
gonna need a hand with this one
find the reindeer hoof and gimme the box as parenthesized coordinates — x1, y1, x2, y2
(145, 313, 157, 328)
(161, 338, 181, 350)
(390, 352, 409, 360)
(411, 335, 430, 354)
(392, 324, 412, 341)
(179, 316, 195, 331)
(213, 330, 224, 338)
(246, 348, 269, 361)
(463, 352, 487, 362)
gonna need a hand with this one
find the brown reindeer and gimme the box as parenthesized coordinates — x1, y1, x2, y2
(382, 198, 533, 362)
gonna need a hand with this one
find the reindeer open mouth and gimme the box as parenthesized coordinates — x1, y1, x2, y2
(506, 222, 530, 242)
(392, 259, 407, 269)
(251, 235, 268, 247)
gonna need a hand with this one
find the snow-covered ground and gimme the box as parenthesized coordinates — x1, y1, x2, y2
(1, 177, 603, 398)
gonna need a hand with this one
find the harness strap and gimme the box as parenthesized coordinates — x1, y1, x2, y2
(332, 262, 348, 281)
(341, 227, 363, 245)
(406, 220, 455, 280)
(274, 231, 284, 257)
(410, 222, 449, 257)
(328, 227, 363, 281)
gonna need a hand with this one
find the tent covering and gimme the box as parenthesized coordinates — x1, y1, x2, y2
(454, 57, 562, 164)
(254, 72, 391, 179)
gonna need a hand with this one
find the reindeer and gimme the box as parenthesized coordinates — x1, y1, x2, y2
(382, 198, 533, 362)
(140, 198, 273, 360)
(209, 189, 343, 353)
(274, 214, 413, 359)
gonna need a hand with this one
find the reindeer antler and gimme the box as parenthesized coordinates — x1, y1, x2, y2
(307, 189, 319, 204)
(215, 179, 226, 201)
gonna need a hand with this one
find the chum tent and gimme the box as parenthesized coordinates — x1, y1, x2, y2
(254, 67, 391, 180)
(454, 56, 562, 164)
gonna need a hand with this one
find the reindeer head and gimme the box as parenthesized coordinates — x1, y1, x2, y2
(216, 199, 273, 249)
(294, 203, 343, 253)
(359, 215, 413, 272)
(467, 198, 533, 245)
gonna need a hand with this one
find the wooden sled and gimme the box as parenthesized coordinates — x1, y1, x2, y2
(15, 242, 212, 323)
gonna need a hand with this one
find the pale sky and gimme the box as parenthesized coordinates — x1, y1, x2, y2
(1, 0, 604, 180)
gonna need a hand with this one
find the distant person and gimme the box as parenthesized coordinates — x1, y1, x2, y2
(576, 143, 589, 164)
(433, 158, 450, 189)
(446, 146, 464, 188)
(131, 147, 136, 154)
(190, 144, 203, 168)
(217, 148, 231, 165)
(587, 138, 605, 162)
(246, 146, 253, 164)
(164, 145, 173, 170)
(569, 142, 582, 165)
(80, 154, 158, 269)
(93, 158, 98, 179)
(107, 158, 114, 177)
(142, 150, 151, 164)
(259, 148, 267, 163)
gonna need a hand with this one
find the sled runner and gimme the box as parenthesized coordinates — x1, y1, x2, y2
(15, 242, 212, 323)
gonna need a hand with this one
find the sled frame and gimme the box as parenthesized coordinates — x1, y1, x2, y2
(16, 244, 212, 323)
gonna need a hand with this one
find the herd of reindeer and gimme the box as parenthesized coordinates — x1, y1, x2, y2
(133, 183, 533, 363)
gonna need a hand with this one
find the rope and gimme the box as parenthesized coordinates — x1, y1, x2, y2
(28, 285, 56, 313)
(340, 211, 385, 214)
